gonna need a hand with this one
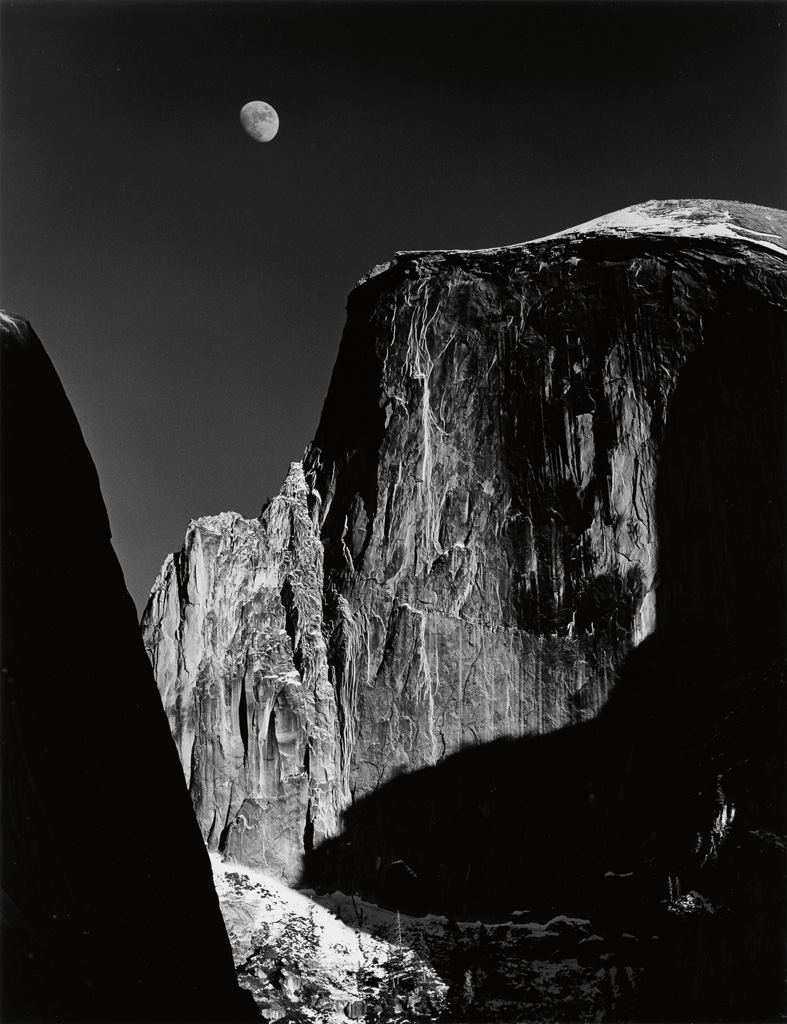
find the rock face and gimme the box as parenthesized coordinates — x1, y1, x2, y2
(143, 199, 787, 892)
(0, 312, 258, 1023)
(146, 467, 339, 881)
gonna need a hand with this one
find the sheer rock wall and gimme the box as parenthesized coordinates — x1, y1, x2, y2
(142, 200, 787, 889)
(146, 466, 338, 879)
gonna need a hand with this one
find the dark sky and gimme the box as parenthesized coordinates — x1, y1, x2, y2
(2, 0, 785, 613)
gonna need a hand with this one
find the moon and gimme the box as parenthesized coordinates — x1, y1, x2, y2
(240, 101, 279, 143)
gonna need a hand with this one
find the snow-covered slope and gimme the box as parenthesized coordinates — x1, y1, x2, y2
(379, 198, 787, 268)
(529, 198, 787, 257)
(211, 857, 653, 1022)
(211, 855, 447, 1022)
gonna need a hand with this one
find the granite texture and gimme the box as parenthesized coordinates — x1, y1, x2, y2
(143, 202, 787, 896)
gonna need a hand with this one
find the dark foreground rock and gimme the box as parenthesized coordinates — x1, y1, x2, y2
(0, 311, 259, 1022)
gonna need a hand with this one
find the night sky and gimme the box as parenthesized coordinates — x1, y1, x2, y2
(2, 0, 785, 613)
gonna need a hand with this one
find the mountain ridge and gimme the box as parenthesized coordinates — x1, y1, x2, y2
(376, 198, 787, 265)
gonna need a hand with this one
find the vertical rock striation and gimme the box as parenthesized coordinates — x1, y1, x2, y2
(145, 465, 338, 881)
(142, 199, 787, 902)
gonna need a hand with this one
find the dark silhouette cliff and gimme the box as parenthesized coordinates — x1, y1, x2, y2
(0, 311, 259, 1022)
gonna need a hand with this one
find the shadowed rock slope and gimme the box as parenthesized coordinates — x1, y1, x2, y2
(0, 312, 259, 1023)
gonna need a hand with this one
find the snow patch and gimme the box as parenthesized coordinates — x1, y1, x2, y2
(527, 200, 787, 257)
(383, 200, 787, 268)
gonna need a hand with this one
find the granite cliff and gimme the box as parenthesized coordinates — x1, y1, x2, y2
(1, 312, 258, 1023)
(143, 197, 786, 870)
(143, 198, 787, 1019)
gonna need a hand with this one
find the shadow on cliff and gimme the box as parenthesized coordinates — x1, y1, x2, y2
(303, 296, 787, 1021)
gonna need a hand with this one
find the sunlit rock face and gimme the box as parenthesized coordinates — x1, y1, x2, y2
(144, 464, 339, 882)
(142, 199, 787, 882)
